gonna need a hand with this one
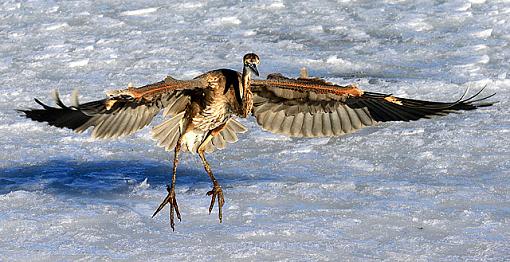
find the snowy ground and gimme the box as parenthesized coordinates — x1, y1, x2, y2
(1, 0, 509, 261)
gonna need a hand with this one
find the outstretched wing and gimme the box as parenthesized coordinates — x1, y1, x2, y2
(251, 73, 495, 137)
(18, 76, 209, 139)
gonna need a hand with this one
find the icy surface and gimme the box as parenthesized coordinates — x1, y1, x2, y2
(1, 0, 509, 261)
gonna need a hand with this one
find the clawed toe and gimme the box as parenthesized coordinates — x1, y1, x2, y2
(206, 184, 225, 223)
(152, 185, 181, 231)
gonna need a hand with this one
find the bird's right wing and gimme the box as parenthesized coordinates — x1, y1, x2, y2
(19, 76, 210, 139)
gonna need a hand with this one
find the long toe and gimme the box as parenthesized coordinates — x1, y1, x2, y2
(152, 191, 172, 218)
(173, 197, 181, 221)
(208, 190, 216, 214)
(217, 189, 224, 223)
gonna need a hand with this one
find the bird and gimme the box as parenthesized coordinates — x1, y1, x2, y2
(18, 53, 495, 230)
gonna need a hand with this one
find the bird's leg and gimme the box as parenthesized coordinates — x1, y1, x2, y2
(197, 124, 228, 223)
(152, 137, 182, 231)
(198, 149, 225, 223)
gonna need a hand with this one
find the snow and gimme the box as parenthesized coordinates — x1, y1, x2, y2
(0, 0, 509, 261)
(120, 8, 159, 17)
(68, 58, 90, 68)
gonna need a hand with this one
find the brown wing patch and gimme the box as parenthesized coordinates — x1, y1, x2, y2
(109, 76, 207, 100)
(252, 78, 364, 100)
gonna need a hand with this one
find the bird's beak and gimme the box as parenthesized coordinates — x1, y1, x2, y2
(249, 63, 259, 76)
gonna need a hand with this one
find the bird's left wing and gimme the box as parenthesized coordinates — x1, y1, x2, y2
(19, 76, 209, 139)
(251, 73, 494, 137)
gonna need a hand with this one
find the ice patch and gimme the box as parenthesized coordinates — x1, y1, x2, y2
(242, 30, 257, 37)
(478, 55, 490, 64)
(472, 29, 493, 38)
(83, 45, 94, 51)
(268, 1, 285, 9)
(457, 3, 472, 12)
(68, 59, 89, 68)
(134, 178, 150, 191)
(257, 0, 285, 10)
(236, 229, 275, 239)
(406, 18, 433, 31)
(47, 6, 59, 13)
(178, 3, 203, 9)
(181, 69, 203, 79)
(0, 122, 45, 132)
(325, 55, 363, 70)
(326, 55, 350, 65)
(2, 2, 21, 11)
(399, 128, 425, 136)
(468, 44, 488, 51)
(303, 25, 324, 33)
(120, 7, 159, 16)
(212, 16, 242, 26)
(44, 23, 69, 31)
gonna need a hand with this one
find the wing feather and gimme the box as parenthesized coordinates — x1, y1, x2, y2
(166, 127, 181, 151)
(329, 111, 344, 136)
(345, 107, 361, 130)
(222, 125, 238, 143)
(125, 106, 141, 138)
(356, 108, 374, 126)
(204, 118, 247, 152)
(99, 110, 123, 139)
(151, 111, 186, 151)
(290, 112, 304, 136)
(228, 118, 248, 133)
(312, 113, 323, 136)
(336, 106, 352, 133)
(92, 113, 114, 139)
(302, 112, 314, 137)
(271, 111, 286, 132)
(322, 113, 333, 136)
(212, 134, 226, 149)
(280, 115, 294, 135)
(263, 111, 277, 128)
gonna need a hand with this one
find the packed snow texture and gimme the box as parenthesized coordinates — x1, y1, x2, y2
(1, 0, 509, 261)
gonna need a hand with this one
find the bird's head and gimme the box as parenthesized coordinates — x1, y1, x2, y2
(243, 53, 260, 77)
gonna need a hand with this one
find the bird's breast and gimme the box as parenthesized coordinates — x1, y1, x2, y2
(191, 92, 231, 132)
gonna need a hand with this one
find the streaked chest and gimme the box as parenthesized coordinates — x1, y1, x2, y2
(191, 89, 232, 131)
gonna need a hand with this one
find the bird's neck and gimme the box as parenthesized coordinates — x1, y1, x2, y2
(241, 67, 254, 118)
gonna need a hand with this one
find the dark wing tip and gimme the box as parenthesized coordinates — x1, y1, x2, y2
(18, 91, 94, 130)
(347, 87, 496, 123)
(447, 90, 497, 110)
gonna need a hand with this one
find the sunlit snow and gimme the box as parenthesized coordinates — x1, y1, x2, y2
(0, 0, 509, 261)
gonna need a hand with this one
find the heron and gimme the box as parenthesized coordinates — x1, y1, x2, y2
(19, 53, 495, 230)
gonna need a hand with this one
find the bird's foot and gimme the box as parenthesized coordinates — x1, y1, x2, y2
(206, 182, 225, 223)
(152, 185, 181, 231)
